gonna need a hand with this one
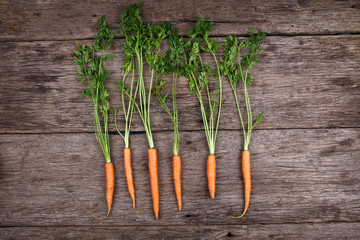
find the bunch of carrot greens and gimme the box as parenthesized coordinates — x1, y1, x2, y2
(73, 1, 265, 220)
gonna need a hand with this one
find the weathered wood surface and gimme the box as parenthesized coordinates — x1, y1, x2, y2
(0, 35, 359, 133)
(0, 129, 359, 226)
(1, 0, 360, 238)
(1, 0, 360, 41)
(1, 223, 360, 240)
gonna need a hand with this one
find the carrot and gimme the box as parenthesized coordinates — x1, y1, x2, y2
(114, 35, 138, 211)
(152, 23, 184, 211)
(148, 148, 159, 220)
(207, 154, 216, 199)
(230, 150, 250, 218)
(114, 3, 142, 212)
(79, 162, 114, 220)
(124, 148, 136, 209)
(173, 155, 182, 211)
(181, 17, 223, 199)
(122, 149, 147, 213)
(223, 31, 265, 218)
(105, 162, 115, 215)
(74, 16, 115, 220)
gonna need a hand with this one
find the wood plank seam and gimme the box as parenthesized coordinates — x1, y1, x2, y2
(1, 33, 360, 44)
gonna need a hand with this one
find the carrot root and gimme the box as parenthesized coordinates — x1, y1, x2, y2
(133, 203, 149, 213)
(173, 155, 182, 211)
(76, 162, 114, 220)
(77, 200, 111, 220)
(230, 150, 251, 219)
(105, 162, 115, 210)
(207, 154, 216, 199)
(148, 148, 159, 220)
(124, 148, 136, 210)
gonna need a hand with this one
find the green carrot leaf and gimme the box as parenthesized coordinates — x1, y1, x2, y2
(252, 112, 264, 129)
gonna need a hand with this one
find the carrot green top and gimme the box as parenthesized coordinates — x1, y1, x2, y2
(74, 16, 115, 163)
(152, 23, 186, 156)
(181, 16, 223, 155)
(117, 1, 167, 149)
(221, 29, 266, 150)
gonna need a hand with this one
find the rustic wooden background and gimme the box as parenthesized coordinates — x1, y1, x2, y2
(1, 0, 360, 239)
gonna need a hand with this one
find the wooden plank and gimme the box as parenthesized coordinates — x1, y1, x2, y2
(0, 128, 359, 226)
(1, 223, 360, 239)
(0, 35, 359, 133)
(1, 0, 360, 41)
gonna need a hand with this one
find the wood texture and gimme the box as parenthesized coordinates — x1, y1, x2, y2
(1, 0, 360, 41)
(0, 35, 359, 133)
(1, 223, 360, 240)
(0, 128, 359, 226)
(1, 0, 360, 238)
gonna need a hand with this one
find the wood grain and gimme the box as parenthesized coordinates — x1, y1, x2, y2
(0, 128, 359, 226)
(1, 0, 360, 238)
(1, 0, 360, 41)
(0, 35, 359, 133)
(1, 223, 360, 239)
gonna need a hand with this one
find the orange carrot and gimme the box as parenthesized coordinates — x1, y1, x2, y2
(104, 162, 115, 217)
(78, 162, 114, 220)
(224, 30, 265, 219)
(173, 155, 182, 211)
(148, 148, 159, 220)
(74, 16, 115, 220)
(124, 148, 136, 209)
(207, 154, 216, 199)
(231, 150, 251, 218)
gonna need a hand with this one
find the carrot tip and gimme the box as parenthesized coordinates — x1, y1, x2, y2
(229, 210, 247, 219)
(133, 202, 149, 213)
(77, 199, 111, 220)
